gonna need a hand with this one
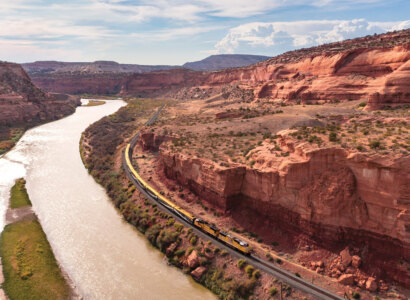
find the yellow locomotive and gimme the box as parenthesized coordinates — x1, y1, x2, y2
(124, 143, 251, 255)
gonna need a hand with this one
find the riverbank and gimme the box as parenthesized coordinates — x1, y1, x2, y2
(0, 179, 72, 300)
(81, 98, 312, 299)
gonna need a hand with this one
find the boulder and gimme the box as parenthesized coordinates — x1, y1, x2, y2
(186, 250, 200, 268)
(340, 248, 352, 268)
(166, 242, 178, 257)
(358, 280, 366, 289)
(191, 266, 207, 280)
(351, 255, 361, 268)
(338, 274, 355, 286)
(366, 277, 378, 292)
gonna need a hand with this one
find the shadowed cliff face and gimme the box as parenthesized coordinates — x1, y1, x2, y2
(0, 61, 80, 127)
(29, 30, 410, 110)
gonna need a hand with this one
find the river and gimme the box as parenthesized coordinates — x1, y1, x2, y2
(0, 99, 215, 299)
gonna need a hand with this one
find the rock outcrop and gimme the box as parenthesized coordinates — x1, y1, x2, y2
(29, 30, 410, 110)
(0, 61, 80, 127)
(149, 129, 409, 286)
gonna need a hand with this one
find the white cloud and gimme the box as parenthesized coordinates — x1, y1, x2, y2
(0, 18, 115, 40)
(215, 19, 410, 54)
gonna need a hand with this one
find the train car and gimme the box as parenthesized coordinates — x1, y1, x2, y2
(218, 231, 251, 255)
(126, 141, 251, 255)
(194, 219, 219, 237)
(172, 206, 195, 224)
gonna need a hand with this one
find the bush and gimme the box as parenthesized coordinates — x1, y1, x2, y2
(220, 250, 228, 257)
(166, 218, 175, 226)
(329, 132, 337, 142)
(252, 269, 261, 279)
(156, 229, 179, 252)
(245, 265, 254, 277)
(237, 259, 246, 269)
(145, 224, 161, 246)
(174, 223, 184, 232)
(295, 272, 301, 278)
(369, 140, 381, 149)
(269, 287, 278, 296)
(189, 235, 198, 245)
(352, 291, 361, 299)
(358, 102, 366, 107)
(174, 249, 186, 257)
(276, 258, 282, 264)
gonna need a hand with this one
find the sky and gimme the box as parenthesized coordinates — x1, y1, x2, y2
(0, 0, 409, 65)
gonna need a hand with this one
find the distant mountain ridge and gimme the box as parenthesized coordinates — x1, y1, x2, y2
(182, 54, 270, 71)
(22, 54, 270, 74)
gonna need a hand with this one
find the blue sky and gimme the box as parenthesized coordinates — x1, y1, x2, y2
(0, 0, 409, 65)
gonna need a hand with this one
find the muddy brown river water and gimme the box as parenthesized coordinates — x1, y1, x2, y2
(0, 99, 215, 299)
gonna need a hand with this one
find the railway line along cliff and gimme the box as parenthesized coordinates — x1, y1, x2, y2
(139, 124, 409, 287)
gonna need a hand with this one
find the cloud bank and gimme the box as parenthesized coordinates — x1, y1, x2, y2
(215, 19, 410, 54)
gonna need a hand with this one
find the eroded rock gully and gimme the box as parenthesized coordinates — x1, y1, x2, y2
(139, 130, 410, 286)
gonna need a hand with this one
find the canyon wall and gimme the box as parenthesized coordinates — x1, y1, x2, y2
(145, 131, 409, 285)
(29, 30, 410, 110)
(30, 73, 124, 95)
(0, 62, 80, 126)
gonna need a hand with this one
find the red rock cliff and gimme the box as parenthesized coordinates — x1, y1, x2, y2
(0, 62, 80, 126)
(154, 131, 409, 285)
(29, 30, 410, 110)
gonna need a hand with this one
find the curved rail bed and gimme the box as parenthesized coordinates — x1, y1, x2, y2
(122, 106, 345, 300)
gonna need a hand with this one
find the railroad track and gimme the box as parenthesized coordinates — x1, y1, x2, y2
(122, 106, 345, 300)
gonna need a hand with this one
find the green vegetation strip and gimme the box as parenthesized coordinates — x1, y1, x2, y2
(0, 219, 70, 300)
(10, 179, 31, 209)
(83, 100, 106, 107)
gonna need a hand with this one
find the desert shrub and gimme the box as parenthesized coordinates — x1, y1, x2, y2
(145, 224, 161, 246)
(358, 102, 366, 107)
(276, 258, 282, 264)
(245, 265, 254, 277)
(352, 291, 361, 299)
(189, 235, 198, 245)
(174, 223, 184, 232)
(237, 259, 246, 269)
(295, 272, 301, 278)
(220, 250, 228, 257)
(166, 218, 175, 226)
(269, 286, 278, 296)
(369, 140, 381, 149)
(156, 229, 179, 252)
(252, 269, 261, 279)
(329, 132, 338, 142)
(174, 249, 186, 257)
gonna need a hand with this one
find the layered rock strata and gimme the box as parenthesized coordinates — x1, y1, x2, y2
(141, 130, 410, 286)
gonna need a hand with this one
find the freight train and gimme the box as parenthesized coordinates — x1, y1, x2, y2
(125, 143, 251, 255)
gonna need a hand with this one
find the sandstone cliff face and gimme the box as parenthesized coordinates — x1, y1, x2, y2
(367, 51, 410, 110)
(114, 41, 410, 108)
(29, 30, 410, 110)
(146, 130, 409, 285)
(30, 72, 124, 95)
(0, 62, 80, 126)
